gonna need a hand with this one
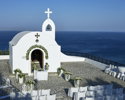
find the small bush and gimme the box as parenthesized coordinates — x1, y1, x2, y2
(0, 50, 3, 55)
(0, 49, 9, 55)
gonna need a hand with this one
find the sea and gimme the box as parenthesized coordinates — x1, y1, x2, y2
(0, 31, 125, 65)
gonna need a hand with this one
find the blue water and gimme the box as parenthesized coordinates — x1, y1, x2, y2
(0, 31, 125, 64)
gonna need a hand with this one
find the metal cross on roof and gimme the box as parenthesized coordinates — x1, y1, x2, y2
(35, 33, 40, 38)
(45, 8, 52, 19)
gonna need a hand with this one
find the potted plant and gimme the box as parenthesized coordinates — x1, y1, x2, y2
(26, 80, 35, 91)
(64, 71, 72, 81)
(58, 67, 65, 76)
(32, 63, 37, 71)
(32, 63, 37, 77)
(14, 69, 22, 79)
(18, 73, 25, 84)
(6, 78, 10, 86)
(45, 63, 49, 70)
(74, 76, 82, 87)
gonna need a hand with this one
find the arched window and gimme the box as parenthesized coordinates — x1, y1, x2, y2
(46, 24, 52, 31)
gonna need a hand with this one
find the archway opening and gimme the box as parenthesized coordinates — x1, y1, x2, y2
(46, 24, 52, 31)
(31, 49, 43, 72)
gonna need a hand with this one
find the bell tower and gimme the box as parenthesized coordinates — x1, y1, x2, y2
(42, 8, 55, 39)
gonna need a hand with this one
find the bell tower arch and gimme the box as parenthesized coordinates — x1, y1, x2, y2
(42, 8, 55, 39)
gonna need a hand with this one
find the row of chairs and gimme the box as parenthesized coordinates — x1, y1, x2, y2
(10, 89, 56, 100)
(0, 78, 12, 99)
(74, 94, 124, 100)
(68, 84, 125, 100)
(105, 64, 125, 81)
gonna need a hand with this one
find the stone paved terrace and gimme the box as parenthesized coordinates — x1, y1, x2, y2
(0, 60, 125, 100)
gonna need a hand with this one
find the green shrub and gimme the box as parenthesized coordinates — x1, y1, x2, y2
(0, 50, 3, 55)
(0, 49, 9, 55)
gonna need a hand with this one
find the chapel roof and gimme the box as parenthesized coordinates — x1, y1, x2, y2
(10, 31, 32, 45)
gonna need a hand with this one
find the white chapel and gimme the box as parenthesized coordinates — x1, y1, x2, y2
(9, 8, 85, 75)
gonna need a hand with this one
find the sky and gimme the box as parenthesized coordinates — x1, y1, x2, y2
(0, 0, 125, 32)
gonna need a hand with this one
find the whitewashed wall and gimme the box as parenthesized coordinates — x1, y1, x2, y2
(42, 19, 55, 40)
(61, 53, 85, 62)
(0, 55, 9, 60)
(10, 31, 61, 75)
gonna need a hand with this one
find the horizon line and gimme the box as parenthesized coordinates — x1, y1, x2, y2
(0, 30, 125, 33)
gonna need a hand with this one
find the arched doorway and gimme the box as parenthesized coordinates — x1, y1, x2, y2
(31, 49, 43, 72)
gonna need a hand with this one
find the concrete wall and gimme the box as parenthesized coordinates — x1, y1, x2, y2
(61, 53, 85, 62)
(85, 58, 108, 70)
(0, 55, 9, 60)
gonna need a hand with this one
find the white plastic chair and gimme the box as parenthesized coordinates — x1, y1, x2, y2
(87, 86, 97, 91)
(31, 96, 37, 100)
(17, 98, 26, 100)
(105, 95, 114, 100)
(10, 92, 16, 100)
(41, 89, 50, 96)
(95, 96, 104, 100)
(113, 89, 117, 95)
(68, 87, 79, 98)
(105, 84, 113, 90)
(114, 95, 123, 100)
(96, 90, 104, 97)
(114, 66, 117, 68)
(116, 88, 123, 95)
(38, 95, 46, 100)
(46, 94, 56, 100)
(15, 92, 27, 99)
(85, 91, 95, 97)
(25, 97, 32, 100)
(37, 90, 41, 96)
(109, 64, 112, 69)
(123, 94, 125, 100)
(104, 89, 112, 96)
(117, 73, 121, 79)
(79, 86, 88, 92)
(74, 92, 86, 100)
(105, 64, 112, 74)
(22, 84, 27, 92)
(96, 85, 105, 90)
(105, 69, 110, 74)
(111, 71, 117, 77)
(31, 90, 38, 97)
(85, 97, 95, 100)
(111, 65, 115, 69)
(122, 76, 125, 81)
(25, 93, 31, 98)
(109, 71, 113, 75)
(120, 73, 125, 80)
(21, 91, 28, 97)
